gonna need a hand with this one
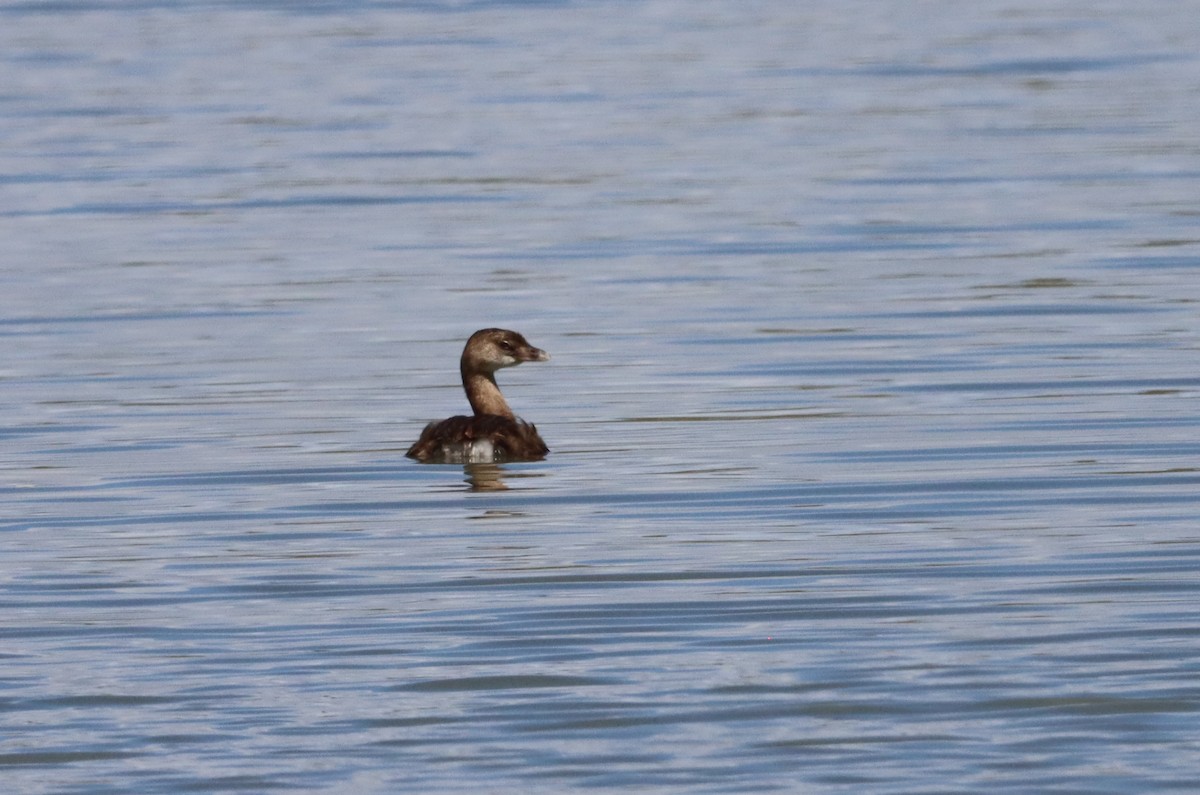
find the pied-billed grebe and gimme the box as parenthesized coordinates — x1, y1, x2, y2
(406, 328, 550, 463)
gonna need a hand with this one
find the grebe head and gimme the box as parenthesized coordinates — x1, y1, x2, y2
(461, 328, 549, 375)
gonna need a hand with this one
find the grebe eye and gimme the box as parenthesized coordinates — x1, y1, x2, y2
(500, 340, 514, 351)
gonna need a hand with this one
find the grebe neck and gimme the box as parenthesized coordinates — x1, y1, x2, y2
(463, 371, 514, 418)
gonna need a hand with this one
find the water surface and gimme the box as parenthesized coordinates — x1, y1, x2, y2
(3, 1, 1199, 792)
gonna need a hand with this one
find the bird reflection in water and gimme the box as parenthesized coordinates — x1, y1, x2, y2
(460, 463, 550, 493)
(463, 462, 508, 491)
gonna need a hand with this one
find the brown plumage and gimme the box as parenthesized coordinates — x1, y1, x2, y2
(406, 328, 550, 463)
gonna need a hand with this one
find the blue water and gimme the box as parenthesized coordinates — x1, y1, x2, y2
(3, 1, 1199, 792)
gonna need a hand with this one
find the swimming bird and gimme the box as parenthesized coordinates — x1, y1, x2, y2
(406, 328, 550, 463)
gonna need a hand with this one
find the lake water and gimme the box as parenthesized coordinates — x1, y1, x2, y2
(3, 1, 1199, 792)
